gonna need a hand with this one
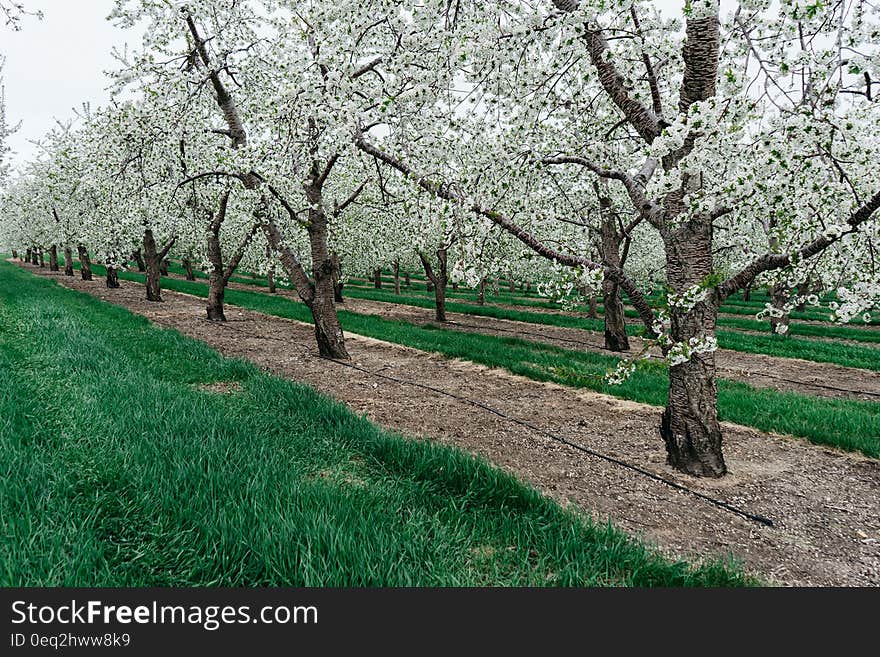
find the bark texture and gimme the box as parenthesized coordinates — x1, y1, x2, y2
(419, 249, 448, 322)
(77, 245, 92, 281)
(49, 245, 59, 272)
(106, 267, 120, 289)
(63, 247, 74, 276)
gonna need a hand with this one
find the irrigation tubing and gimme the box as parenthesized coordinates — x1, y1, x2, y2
(328, 357, 775, 528)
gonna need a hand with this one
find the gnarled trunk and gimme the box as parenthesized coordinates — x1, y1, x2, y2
(142, 230, 163, 302)
(77, 245, 93, 281)
(600, 215, 630, 352)
(63, 247, 74, 276)
(660, 219, 726, 478)
(106, 267, 120, 289)
(49, 245, 59, 272)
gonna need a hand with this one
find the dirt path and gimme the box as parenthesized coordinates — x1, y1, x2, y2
(14, 263, 880, 586)
(324, 294, 880, 403)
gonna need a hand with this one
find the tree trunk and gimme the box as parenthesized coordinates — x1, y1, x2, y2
(600, 217, 630, 352)
(331, 252, 343, 302)
(49, 245, 59, 271)
(11, 249, 17, 259)
(182, 257, 196, 281)
(659, 219, 726, 478)
(77, 245, 93, 281)
(795, 279, 810, 312)
(742, 284, 751, 302)
(64, 247, 74, 276)
(452, 281, 459, 291)
(373, 268, 383, 289)
(419, 249, 448, 322)
(106, 267, 120, 289)
(426, 280, 434, 293)
(142, 230, 163, 302)
(307, 223, 348, 359)
(509, 278, 516, 293)
(769, 283, 791, 335)
(205, 222, 227, 321)
(404, 271, 411, 288)
(38, 250, 45, 268)
(132, 249, 146, 272)
(393, 261, 401, 295)
(588, 295, 599, 319)
(478, 277, 486, 305)
(267, 269, 277, 294)
(25, 248, 31, 263)
(160, 258, 170, 277)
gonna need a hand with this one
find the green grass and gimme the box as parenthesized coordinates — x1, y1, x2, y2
(63, 264, 880, 459)
(0, 260, 755, 586)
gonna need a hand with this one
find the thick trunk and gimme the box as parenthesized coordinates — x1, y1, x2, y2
(478, 277, 486, 305)
(769, 284, 791, 335)
(132, 249, 146, 272)
(207, 274, 226, 321)
(142, 230, 163, 302)
(49, 245, 59, 271)
(77, 245, 93, 281)
(393, 261, 401, 295)
(308, 222, 348, 358)
(182, 258, 196, 281)
(63, 247, 74, 276)
(206, 224, 227, 321)
(599, 212, 630, 351)
(373, 268, 383, 289)
(419, 249, 448, 322)
(659, 219, 726, 477)
(106, 267, 120, 289)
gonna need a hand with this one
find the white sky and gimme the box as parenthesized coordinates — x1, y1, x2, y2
(1, 0, 688, 171)
(2, 0, 143, 168)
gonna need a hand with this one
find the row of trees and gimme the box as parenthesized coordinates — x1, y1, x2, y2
(2, 0, 879, 477)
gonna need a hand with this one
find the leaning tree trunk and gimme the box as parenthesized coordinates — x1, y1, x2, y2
(106, 267, 120, 289)
(77, 245, 93, 281)
(769, 283, 791, 335)
(63, 247, 74, 276)
(49, 245, 59, 272)
(600, 217, 630, 352)
(660, 219, 726, 478)
(393, 261, 401, 295)
(142, 230, 163, 302)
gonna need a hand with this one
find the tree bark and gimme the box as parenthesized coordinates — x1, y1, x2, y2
(659, 218, 726, 477)
(373, 268, 383, 289)
(11, 249, 17, 260)
(393, 261, 401, 295)
(404, 271, 411, 288)
(742, 284, 751, 302)
(268, 269, 277, 294)
(160, 258, 170, 277)
(64, 247, 74, 276)
(182, 257, 196, 281)
(49, 245, 59, 272)
(331, 252, 343, 302)
(509, 278, 516, 293)
(77, 245, 92, 281)
(599, 213, 630, 352)
(132, 249, 146, 272)
(588, 295, 599, 319)
(419, 249, 448, 322)
(142, 230, 163, 302)
(25, 248, 31, 263)
(38, 250, 45, 268)
(106, 267, 120, 289)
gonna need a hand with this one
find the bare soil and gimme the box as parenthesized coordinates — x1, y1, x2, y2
(16, 263, 880, 586)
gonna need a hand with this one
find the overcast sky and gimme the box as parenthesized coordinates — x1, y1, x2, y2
(2, 0, 143, 169)
(1, 0, 689, 171)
